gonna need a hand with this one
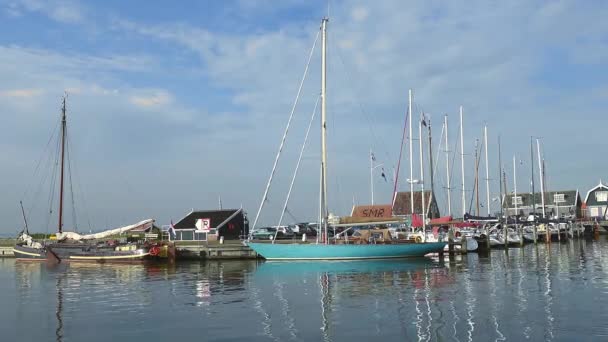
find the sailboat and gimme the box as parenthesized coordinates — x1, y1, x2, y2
(13, 96, 165, 263)
(247, 18, 446, 260)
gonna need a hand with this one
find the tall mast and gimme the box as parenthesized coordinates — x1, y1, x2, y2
(513, 156, 518, 230)
(459, 106, 466, 218)
(370, 148, 374, 205)
(320, 18, 329, 243)
(530, 137, 536, 219)
(428, 117, 435, 204)
(20, 201, 29, 234)
(484, 125, 491, 216)
(498, 136, 504, 220)
(474, 139, 480, 216)
(419, 115, 426, 231)
(537, 139, 546, 218)
(444, 115, 452, 217)
(58, 96, 67, 234)
(409, 89, 414, 217)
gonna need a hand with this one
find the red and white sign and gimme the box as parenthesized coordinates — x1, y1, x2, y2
(195, 218, 211, 232)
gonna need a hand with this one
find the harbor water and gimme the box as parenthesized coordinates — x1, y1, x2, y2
(1, 238, 607, 341)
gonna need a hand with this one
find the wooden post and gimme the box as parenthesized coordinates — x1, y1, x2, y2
(461, 235, 468, 254)
(448, 227, 455, 254)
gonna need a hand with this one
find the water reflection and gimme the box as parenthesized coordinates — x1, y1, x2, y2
(3, 238, 608, 342)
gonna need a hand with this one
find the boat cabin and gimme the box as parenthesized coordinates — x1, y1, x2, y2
(171, 209, 249, 241)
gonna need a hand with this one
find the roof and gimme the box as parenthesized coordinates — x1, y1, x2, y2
(584, 181, 608, 206)
(392, 191, 435, 216)
(503, 190, 580, 207)
(173, 209, 243, 229)
(351, 204, 392, 218)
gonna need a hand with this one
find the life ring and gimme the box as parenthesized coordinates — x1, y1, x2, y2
(415, 236, 422, 243)
(149, 246, 160, 256)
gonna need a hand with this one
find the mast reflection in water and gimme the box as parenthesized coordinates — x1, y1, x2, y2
(2, 238, 608, 341)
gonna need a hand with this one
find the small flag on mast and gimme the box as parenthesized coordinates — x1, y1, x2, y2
(371, 152, 376, 161)
(381, 168, 387, 182)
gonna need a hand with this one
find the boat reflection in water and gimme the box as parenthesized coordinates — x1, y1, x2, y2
(252, 259, 454, 341)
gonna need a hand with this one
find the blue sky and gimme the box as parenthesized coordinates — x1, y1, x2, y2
(1, 0, 608, 235)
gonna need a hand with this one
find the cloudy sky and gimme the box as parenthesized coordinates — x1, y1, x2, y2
(1, 0, 607, 235)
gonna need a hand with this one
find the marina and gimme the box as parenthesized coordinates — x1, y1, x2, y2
(2, 237, 608, 341)
(2, 1, 608, 341)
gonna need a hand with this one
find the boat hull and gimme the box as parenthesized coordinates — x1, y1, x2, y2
(47, 243, 150, 263)
(247, 242, 447, 260)
(12, 245, 46, 261)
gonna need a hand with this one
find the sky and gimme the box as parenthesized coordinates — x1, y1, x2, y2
(1, 0, 608, 235)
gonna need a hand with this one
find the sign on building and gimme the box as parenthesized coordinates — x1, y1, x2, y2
(195, 218, 211, 232)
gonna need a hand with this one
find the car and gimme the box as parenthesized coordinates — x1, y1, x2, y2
(273, 226, 295, 239)
(251, 227, 278, 240)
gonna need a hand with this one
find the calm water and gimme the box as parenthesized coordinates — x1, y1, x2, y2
(1, 238, 608, 342)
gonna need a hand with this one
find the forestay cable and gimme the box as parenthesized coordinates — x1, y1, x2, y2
(251, 29, 320, 233)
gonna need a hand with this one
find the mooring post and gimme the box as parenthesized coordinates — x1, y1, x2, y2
(448, 227, 455, 254)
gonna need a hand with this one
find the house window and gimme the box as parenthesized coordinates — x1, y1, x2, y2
(512, 196, 523, 205)
(554, 194, 565, 203)
(596, 191, 608, 202)
(178, 230, 194, 241)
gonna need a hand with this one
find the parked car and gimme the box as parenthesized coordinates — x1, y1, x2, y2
(251, 227, 277, 240)
(273, 226, 295, 239)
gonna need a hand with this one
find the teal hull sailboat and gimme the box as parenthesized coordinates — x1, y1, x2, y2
(247, 242, 447, 260)
(246, 18, 446, 260)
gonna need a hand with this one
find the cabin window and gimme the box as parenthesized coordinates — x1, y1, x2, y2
(194, 232, 207, 241)
(596, 191, 608, 202)
(512, 196, 523, 205)
(554, 194, 565, 203)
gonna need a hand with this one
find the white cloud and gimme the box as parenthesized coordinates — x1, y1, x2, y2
(351, 6, 368, 22)
(0, 88, 43, 97)
(130, 90, 173, 108)
(5, 0, 84, 23)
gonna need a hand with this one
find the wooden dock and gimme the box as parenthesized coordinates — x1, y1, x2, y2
(175, 242, 258, 260)
(0, 247, 15, 257)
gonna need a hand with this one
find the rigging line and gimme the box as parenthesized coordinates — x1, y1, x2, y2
(332, 39, 394, 163)
(467, 138, 484, 214)
(277, 96, 320, 230)
(24, 120, 61, 214)
(251, 28, 320, 231)
(21, 119, 61, 202)
(65, 131, 78, 232)
(69, 134, 93, 232)
(392, 107, 409, 207)
(26, 131, 58, 217)
(45, 129, 62, 235)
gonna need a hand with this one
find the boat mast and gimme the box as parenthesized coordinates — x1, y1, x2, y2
(444, 115, 451, 217)
(320, 17, 329, 243)
(484, 125, 491, 216)
(459, 106, 465, 218)
(58, 96, 67, 234)
(419, 114, 426, 233)
(428, 117, 435, 208)
(370, 149, 374, 205)
(20, 200, 29, 234)
(409, 89, 414, 219)
(474, 139, 479, 216)
(498, 136, 504, 220)
(537, 139, 546, 218)
(530, 137, 536, 220)
(513, 156, 518, 232)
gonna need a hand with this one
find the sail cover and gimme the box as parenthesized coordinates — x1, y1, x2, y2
(55, 219, 155, 241)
